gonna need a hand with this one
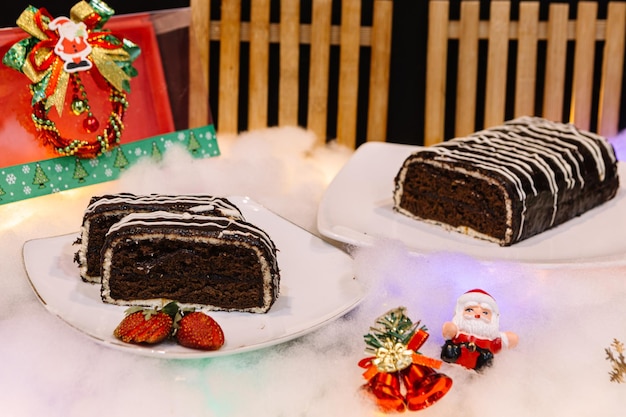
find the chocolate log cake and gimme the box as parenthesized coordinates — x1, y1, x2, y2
(393, 117, 620, 246)
(100, 211, 280, 313)
(75, 194, 244, 283)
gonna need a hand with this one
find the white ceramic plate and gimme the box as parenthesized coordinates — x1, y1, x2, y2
(23, 196, 364, 358)
(317, 142, 626, 266)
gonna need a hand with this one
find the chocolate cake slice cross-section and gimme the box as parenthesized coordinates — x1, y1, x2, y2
(75, 194, 244, 283)
(100, 211, 280, 314)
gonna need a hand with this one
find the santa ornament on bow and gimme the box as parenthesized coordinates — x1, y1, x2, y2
(441, 289, 519, 371)
(48, 16, 93, 72)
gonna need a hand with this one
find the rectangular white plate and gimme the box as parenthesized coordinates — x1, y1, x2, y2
(317, 142, 626, 266)
(23, 196, 365, 358)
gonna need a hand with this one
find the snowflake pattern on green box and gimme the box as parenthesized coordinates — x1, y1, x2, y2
(0, 124, 219, 205)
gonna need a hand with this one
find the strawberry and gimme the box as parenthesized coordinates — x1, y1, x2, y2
(175, 312, 224, 350)
(113, 302, 179, 345)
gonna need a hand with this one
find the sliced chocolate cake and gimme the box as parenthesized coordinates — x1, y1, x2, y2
(75, 194, 244, 283)
(393, 116, 620, 246)
(100, 211, 280, 314)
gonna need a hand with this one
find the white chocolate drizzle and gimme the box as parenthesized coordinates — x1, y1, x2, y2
(85, 194, 243, 219)
(106, 211, 277, 258)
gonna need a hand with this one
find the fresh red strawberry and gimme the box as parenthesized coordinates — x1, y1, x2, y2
(114, 304, 178, 344)
(175, 312, 224, 350)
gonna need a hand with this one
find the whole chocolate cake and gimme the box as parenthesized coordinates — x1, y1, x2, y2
(393, 117, 620, 246)
(100, 211, 281, 313)
(75, 194, 244, 283)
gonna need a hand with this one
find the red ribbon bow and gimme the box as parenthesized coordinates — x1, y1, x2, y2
(26, 6, 124, 104)
(358, 329, 453, 413)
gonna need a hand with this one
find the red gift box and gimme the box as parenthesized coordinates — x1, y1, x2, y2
(0, 11, 175, 167)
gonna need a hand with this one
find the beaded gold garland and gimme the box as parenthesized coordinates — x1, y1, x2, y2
(31, 73, 128, 159)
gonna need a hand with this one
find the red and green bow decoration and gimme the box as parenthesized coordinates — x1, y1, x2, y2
(2, 0, 140, 158)
(358, 307, 453, 413)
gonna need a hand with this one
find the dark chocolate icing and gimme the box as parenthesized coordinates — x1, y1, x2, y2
(393, 117, 620, 245)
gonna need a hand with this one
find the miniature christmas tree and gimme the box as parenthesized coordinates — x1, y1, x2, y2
(151, 141, 162, 162)
(72, 158, 89, 183)
(364, 307, 428, 373)
(187, 130, 201, 153)
(114, 147, 129, 170)
(0, 184, 5, 200)
(32, 164, 49, 189)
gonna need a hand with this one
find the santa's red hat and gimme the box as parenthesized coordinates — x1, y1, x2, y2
(456, 289, 499, 315)
(48, 17, 72, 31)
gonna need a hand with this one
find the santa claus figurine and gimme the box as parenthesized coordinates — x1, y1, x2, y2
(441, 289, 518, 371)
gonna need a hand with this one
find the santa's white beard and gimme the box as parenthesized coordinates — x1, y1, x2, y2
(452, 313, 501, 340)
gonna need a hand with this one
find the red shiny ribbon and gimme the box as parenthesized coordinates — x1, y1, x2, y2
(28, 8, 57, 71)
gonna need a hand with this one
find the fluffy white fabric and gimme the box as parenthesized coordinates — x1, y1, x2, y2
(1, 126, 624, 416)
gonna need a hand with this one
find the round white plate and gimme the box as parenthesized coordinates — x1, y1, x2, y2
(23, 196, 365, 358)
(317, 142, 626, 266)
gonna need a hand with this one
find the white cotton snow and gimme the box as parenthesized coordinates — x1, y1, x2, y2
(1, 126, 625, 416)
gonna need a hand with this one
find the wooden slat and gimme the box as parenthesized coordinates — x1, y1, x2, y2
(598, 1, 626, 137)
(542, 3, 569, 122)
(248, 0, 271, 130)
(206, 21, 377, 46)
(411, 15, 614, 42)
(570, 1, 598, 130)
(366, 0, 393, 143)
(425, 0, 449, 146)
(188, 0, 210, 128)
(307, 0, 333, 145)
(514, 1, 539, 118)
(217, 0, 241, 133)
(278, 0, 300, 127)
(336, 0, 362, 148)
(455, 0, 480, 137)
(484, 1, 511, 129)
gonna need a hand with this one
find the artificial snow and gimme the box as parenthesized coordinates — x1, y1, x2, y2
(1, 126, 625, 416)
